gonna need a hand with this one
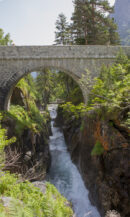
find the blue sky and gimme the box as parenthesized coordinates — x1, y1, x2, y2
(0, 0, 115, 45)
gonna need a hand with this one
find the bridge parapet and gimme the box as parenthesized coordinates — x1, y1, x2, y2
(0, 45, 130, 60)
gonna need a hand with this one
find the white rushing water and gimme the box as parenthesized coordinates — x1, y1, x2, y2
(47, 104, 101, 217)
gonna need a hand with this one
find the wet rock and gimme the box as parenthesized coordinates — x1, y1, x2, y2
(105, 210, 121, 217)
(0, 197, 23, 207)
(3, 117, 51, 182)
(1, 197, 12, 207)
(32, 181, 46, 194)
(61, 109, 130, 217)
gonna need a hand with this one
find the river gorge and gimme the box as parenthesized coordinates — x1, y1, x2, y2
(47, 104, 101, 217)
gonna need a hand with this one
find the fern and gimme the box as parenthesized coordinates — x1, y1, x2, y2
(8, 199, 34, 217)
(0, 173, 73, 217)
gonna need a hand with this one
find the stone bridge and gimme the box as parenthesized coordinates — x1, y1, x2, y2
(0, 45, 130, 110)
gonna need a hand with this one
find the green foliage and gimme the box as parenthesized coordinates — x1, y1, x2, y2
(79, 70, 94, 97)
(0, 198, 34, 217)
(88, 54, 130, 111)
(0, 172, 73, 217)
(91, 141, 104, 156)
(61, 102, 87, 120)
(0, 72, 73, 217)
(8, 105, 40, 135)
(0, 114, 16, 169)
(52, 72, 83, 104)
(0, 28, 13, 45)
(9, 75, 50, 136)
(66, 86, 84, 105)
(61, 53, 130, 128)
(124, 112, 130, 129)
(35, 70, 83, 106)
(79, 52, 130, 121)
(55, 13, 71, 45)
(35, 69, 56, 108)
(16, 75, 37, 102)
(55, 0, 120, 45)
(80, 120, 85, 131)
(8, 104, 49, 136)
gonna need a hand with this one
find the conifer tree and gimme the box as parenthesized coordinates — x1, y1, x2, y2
(55, 13, 71, 45)
(71, 0, 120, 45)
(36, 69, 55, 109)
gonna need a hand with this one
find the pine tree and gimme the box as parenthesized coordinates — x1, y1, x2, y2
(55, 13, 71, 45)
(71, 0, 120, 45)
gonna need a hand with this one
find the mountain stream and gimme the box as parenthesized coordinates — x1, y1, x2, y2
(47, 105, 101, 217)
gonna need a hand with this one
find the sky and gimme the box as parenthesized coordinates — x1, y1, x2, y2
(0, 0, 115, 45)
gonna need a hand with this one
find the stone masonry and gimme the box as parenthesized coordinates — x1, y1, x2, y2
(0, 45, 130, 110)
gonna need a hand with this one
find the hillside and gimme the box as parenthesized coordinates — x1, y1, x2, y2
(113, 0, 130, 45)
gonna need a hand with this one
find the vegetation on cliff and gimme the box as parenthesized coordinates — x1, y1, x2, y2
(0, 171, 73, 217)
(0, 114, 16, 169)
(8, 75, 49, 136)
(58, 53, 130, 216)
(0, 113, 73, 217)
(60, 52, 130, 155)
(1, 75, 50, 177)
(0, 73, 74, 217)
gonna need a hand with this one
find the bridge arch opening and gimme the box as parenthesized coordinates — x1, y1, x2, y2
(6, 66, 85, 111)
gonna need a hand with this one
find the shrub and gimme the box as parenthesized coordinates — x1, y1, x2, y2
(91, 141, 104, 156)
(0, 113, 16, 169)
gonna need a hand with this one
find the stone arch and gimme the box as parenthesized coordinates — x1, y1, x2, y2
(4, 64, 85, 110)
(1, 45, 129, 110)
